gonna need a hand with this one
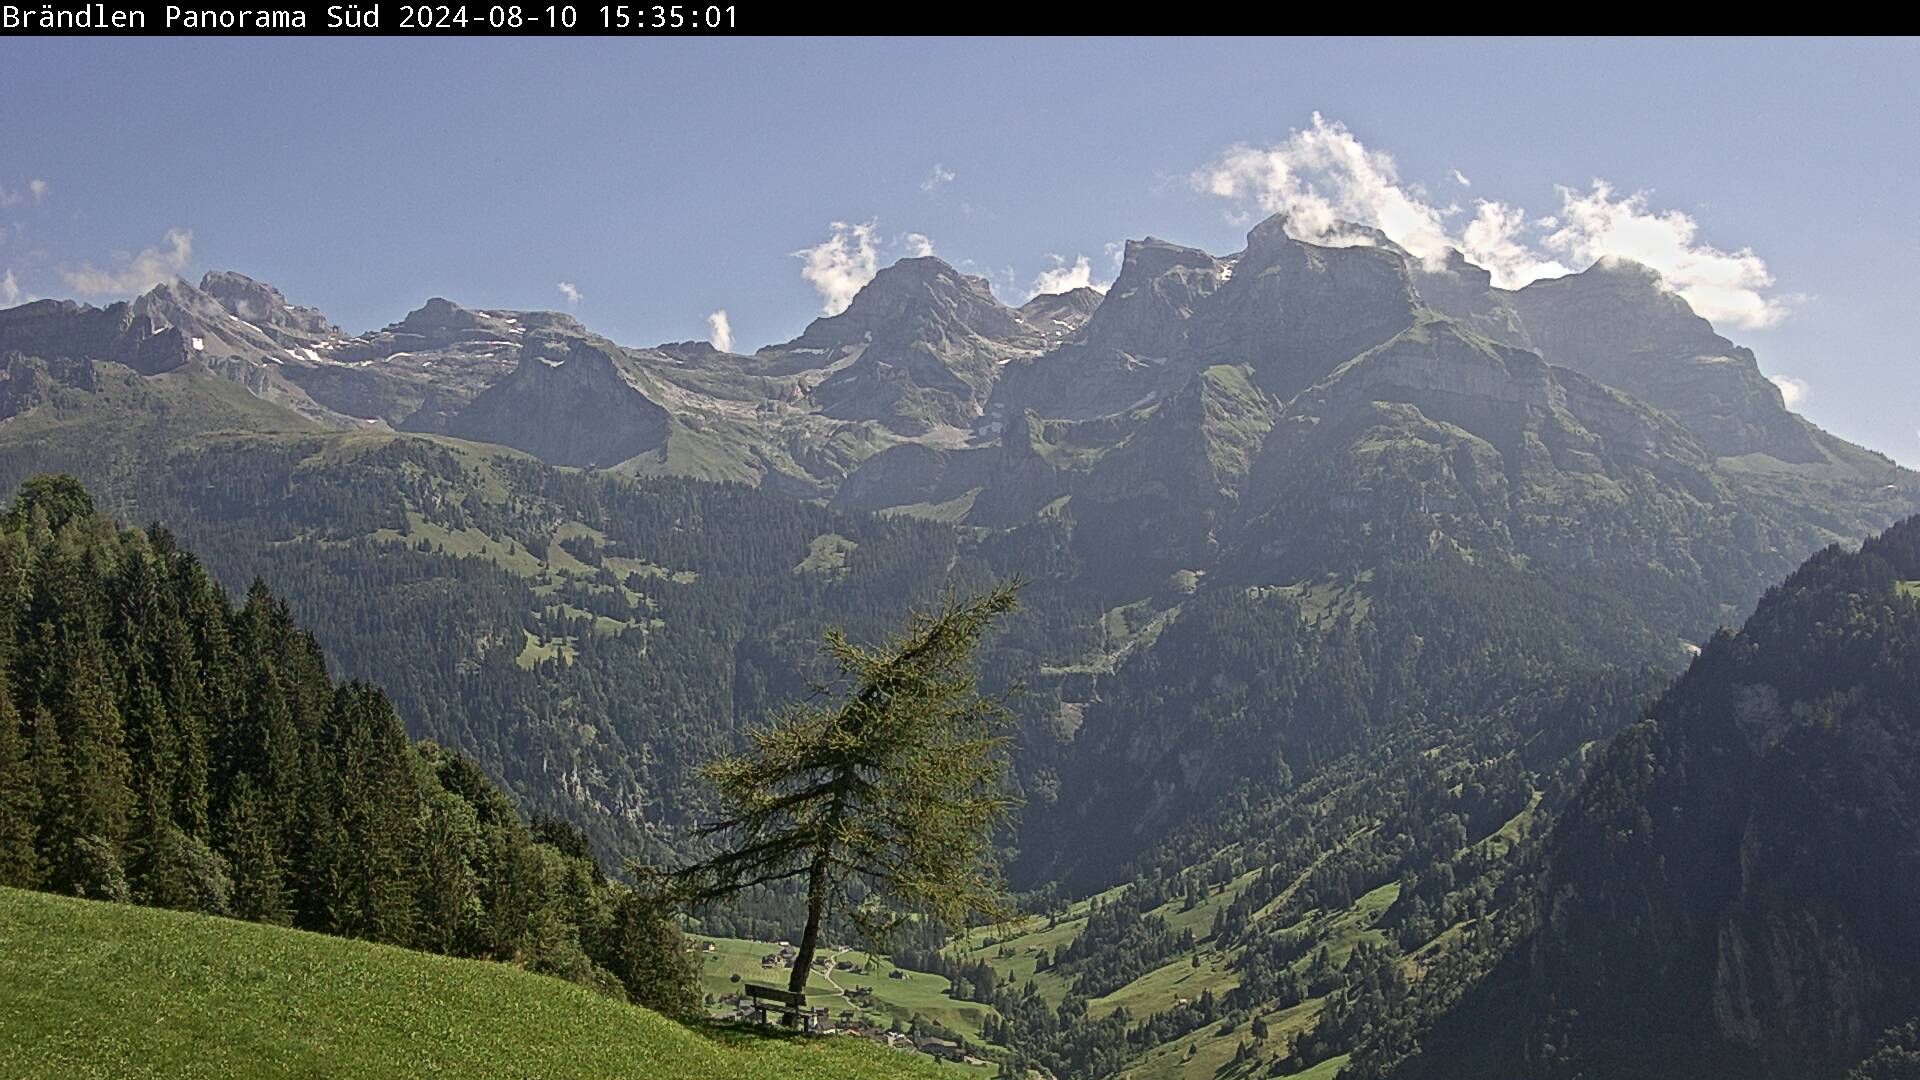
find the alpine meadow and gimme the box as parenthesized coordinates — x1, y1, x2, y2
(2, 34, 1919, 1080)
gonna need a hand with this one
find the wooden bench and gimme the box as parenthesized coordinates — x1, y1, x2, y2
(744, 983, 818, 1030)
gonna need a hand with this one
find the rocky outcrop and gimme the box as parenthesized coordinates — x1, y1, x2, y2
(1190, 214, 1421, 401)
(0, 297, 191, 375)
(1234, 317, 1730, 579)
(443, 338, 668, 467)
(1499, 258, 1820, 461)
(199, 270, 340, 345)
(1408, 249, 1533, 348)
(989, 239, 1228, 422)
(794, 257, 1046, 434)
(1017, 286, 1104, 343)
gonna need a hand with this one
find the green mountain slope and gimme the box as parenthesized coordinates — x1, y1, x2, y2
(1389, 515, 1920, 1080)
(0, 886, 942, 1080)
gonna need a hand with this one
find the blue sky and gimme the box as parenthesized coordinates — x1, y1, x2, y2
(1, 37, 1915, 463)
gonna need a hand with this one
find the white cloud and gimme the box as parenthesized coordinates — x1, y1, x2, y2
(1, 270, 18, 305)
(1193, 114, 1790, 329)
(1451, 169, 1471, 188)
(902, 232, 936, 258)
(921, 163, 955, 194)
(61, 227, 193, 296)
(556, 281, 582, 307)
(1027, 254, 1110, 300)
(1540, 181, 1787, 328)
(1769, 374, 1809, 409)
(0, 179, 48, 207)
(1193, 113, 1456, 264)
(1457, 200, 1571, 287)
(706, 309, 733, 352)
(794, 220, 879, 316)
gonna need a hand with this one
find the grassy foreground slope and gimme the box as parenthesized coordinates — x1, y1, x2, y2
(0, 888, 944, 1080)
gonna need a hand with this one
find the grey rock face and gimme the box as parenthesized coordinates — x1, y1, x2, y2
(791, 257, 1046, 434)
(0, 297, 191, 376)
(1505, 259, 1819, 460)
(1016, 286, 1104, 344)
(445, 338, 668, 468)
(199, 270, 340, 345)
(1189, 215, 1420, 400)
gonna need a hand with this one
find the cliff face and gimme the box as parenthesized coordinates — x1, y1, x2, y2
(199, 270, 340, 345)
(1461, 256, 1820, 462)
(1400, 518, 1920, 1080)
(1189, 215, 1419, 401)
(0, 297, 191, 376)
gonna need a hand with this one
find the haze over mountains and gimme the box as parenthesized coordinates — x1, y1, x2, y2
(3, 210, 1917, 1080)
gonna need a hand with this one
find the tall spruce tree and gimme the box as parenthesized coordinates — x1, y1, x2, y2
(674, 581, 1022, 1002)
(0, 685, 40, 886)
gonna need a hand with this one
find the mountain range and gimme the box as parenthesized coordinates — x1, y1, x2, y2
(2, 211, 1916, 1080)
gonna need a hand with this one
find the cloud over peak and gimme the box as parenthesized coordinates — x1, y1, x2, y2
(61, 227, 193, 297)
(1027, 254, 1109, 301)
(1193, 114, 1789, 329)
(706, 309, 733, 352)
(556, 281, 582, 307)
(794, 221, 880, 316)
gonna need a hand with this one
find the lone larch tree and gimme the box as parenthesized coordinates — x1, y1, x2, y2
(673, 581, 1022, 1002)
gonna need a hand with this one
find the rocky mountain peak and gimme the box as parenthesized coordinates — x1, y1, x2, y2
(1505, 254, 1819, 459)
(1422, 248, 1494, 292)
(1110, 237, 1222, 287)
(1019, 285, 1103, 319)
(131, 276, 217, 320)
(1017, 286, 1104, 343)
(444, 338, 667, 468)
(1242, 212, 1410, 260)
(130, 277, 285, 362)
(1244, 212, 1295, 252)
(397, 297, 485, 334)
(198, 271, 339, 342)
(1080, 239, 1225, 357)
(0, 293, 191, 376)
(1191, 222, 1420, 400)
(1513, 256, 1709, 338)
(787, 257, 1048, 435)
(788, 256, 1025, 353)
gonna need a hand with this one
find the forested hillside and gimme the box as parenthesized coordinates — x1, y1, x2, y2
(0, 475, 695, 1014)
(1391, 515, 1920, 1080)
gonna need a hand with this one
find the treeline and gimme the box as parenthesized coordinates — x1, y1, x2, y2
(0, 475, 697, 1014)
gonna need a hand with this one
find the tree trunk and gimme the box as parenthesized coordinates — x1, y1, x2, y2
(785, 841, 831, 1024)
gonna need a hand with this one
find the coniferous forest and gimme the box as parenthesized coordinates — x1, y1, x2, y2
(0, 475, 698, 1017)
